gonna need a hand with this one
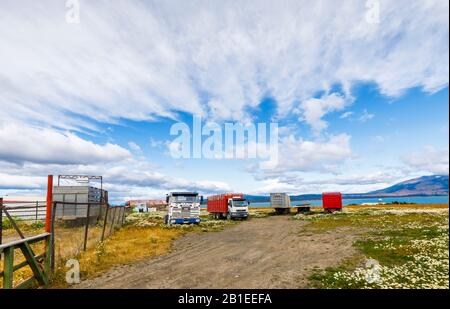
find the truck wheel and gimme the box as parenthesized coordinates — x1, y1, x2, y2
(164, 214, 169, 224)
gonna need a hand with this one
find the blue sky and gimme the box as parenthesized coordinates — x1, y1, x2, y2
(0, 0, 448, 202)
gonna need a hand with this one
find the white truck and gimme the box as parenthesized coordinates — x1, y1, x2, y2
(164, 192, 202, 225)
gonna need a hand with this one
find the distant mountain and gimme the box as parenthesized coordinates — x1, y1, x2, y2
(367, 175, 449, 196)
(244, 175, 449, 202)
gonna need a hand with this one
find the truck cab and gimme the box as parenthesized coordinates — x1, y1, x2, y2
(164, 192, 202, 225)
(227, 196, 249, 219)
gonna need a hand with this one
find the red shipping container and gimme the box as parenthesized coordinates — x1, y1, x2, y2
(322, 192, 342, 210)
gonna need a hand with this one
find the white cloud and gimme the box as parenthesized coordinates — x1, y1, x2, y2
(0, 0, 447, 129)
(340, 111, 354, 119)
(358, 109, 375, 122)
(297, 93, 351, 133)
(254, 133, 352, 175)
(149, 137, 170, 149)
(0, 173, 46, 189)
(403, 146, 449, 175)
(0, 1, 448, 199)
(249, 170, 407, 195)
(128, 141, 143, 155)
(0, 157, 231, 202)
(0, 122, 131, 165)
(373, 135, 385, 143)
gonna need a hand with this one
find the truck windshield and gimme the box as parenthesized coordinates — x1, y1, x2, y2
(232, 199, 248, 207)
(172, 195, 199, 203)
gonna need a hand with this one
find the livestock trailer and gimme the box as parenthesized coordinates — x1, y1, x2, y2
(322, 192, 342, 213)
(270, 193, 291, 214)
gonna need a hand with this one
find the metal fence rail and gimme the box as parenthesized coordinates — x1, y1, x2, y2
(1, 201, 47, 221)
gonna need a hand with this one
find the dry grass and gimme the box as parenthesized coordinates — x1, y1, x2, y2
(50, 225, 184, 288)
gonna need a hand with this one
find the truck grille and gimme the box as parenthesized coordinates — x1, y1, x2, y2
(181, 207, 191, 218)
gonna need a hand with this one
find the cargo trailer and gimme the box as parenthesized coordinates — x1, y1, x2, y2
(52, 185, 106, 222)
(270, 193, 291, 214)
(322, 192, 342, 213)
(207, 193, 249, 220)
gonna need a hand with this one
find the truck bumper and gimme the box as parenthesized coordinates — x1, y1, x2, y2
(230, 212, 248, 218)
(170, 218, 201, 224)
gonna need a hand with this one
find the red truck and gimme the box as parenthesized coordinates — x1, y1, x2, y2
(322, 192, 343, 213)
(207, 193, 249, 220)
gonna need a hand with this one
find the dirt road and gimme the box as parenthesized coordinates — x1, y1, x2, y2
(75, 216, 357, 288)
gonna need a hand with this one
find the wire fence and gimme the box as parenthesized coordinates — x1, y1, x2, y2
(1, 199, 127, 270)
(51, 202, 126, 266)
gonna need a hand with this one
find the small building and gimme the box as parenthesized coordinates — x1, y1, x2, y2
(127, 199, 167, 212)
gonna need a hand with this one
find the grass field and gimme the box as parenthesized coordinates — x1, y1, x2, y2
(298, 204, 449, 289)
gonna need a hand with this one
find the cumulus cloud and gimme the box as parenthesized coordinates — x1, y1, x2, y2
(128, 141, 143, 155)
(0, 173, 46, 189)
(0, 122, 131, 164)
(402, 146, 449, 175)
(254, 133, 352, 176)
(0, 0, 447, 129)
(297, 93, 351, 133)
(0, 0, 448, 199)
(0, 157, 231, 202)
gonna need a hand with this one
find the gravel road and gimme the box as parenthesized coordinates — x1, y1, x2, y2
(75, 215, 356, 288)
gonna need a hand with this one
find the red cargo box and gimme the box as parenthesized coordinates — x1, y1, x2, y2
(322, 192, 342, 210)
(207, 193, 244, 213)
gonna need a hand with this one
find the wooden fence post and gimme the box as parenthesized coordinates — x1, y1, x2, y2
(108, 207, 117, 236)
(121, 207, 125, 226)
(3, 246, 14, 289)
(83, 203, 91, 251)
(50, 202, 56, 271)
(101, 204, 109, 241)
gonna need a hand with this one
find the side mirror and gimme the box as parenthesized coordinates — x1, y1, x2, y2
(247, 201, 251, 206)
(200, 196, 204, 204)
(166, 195, 169, 203)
